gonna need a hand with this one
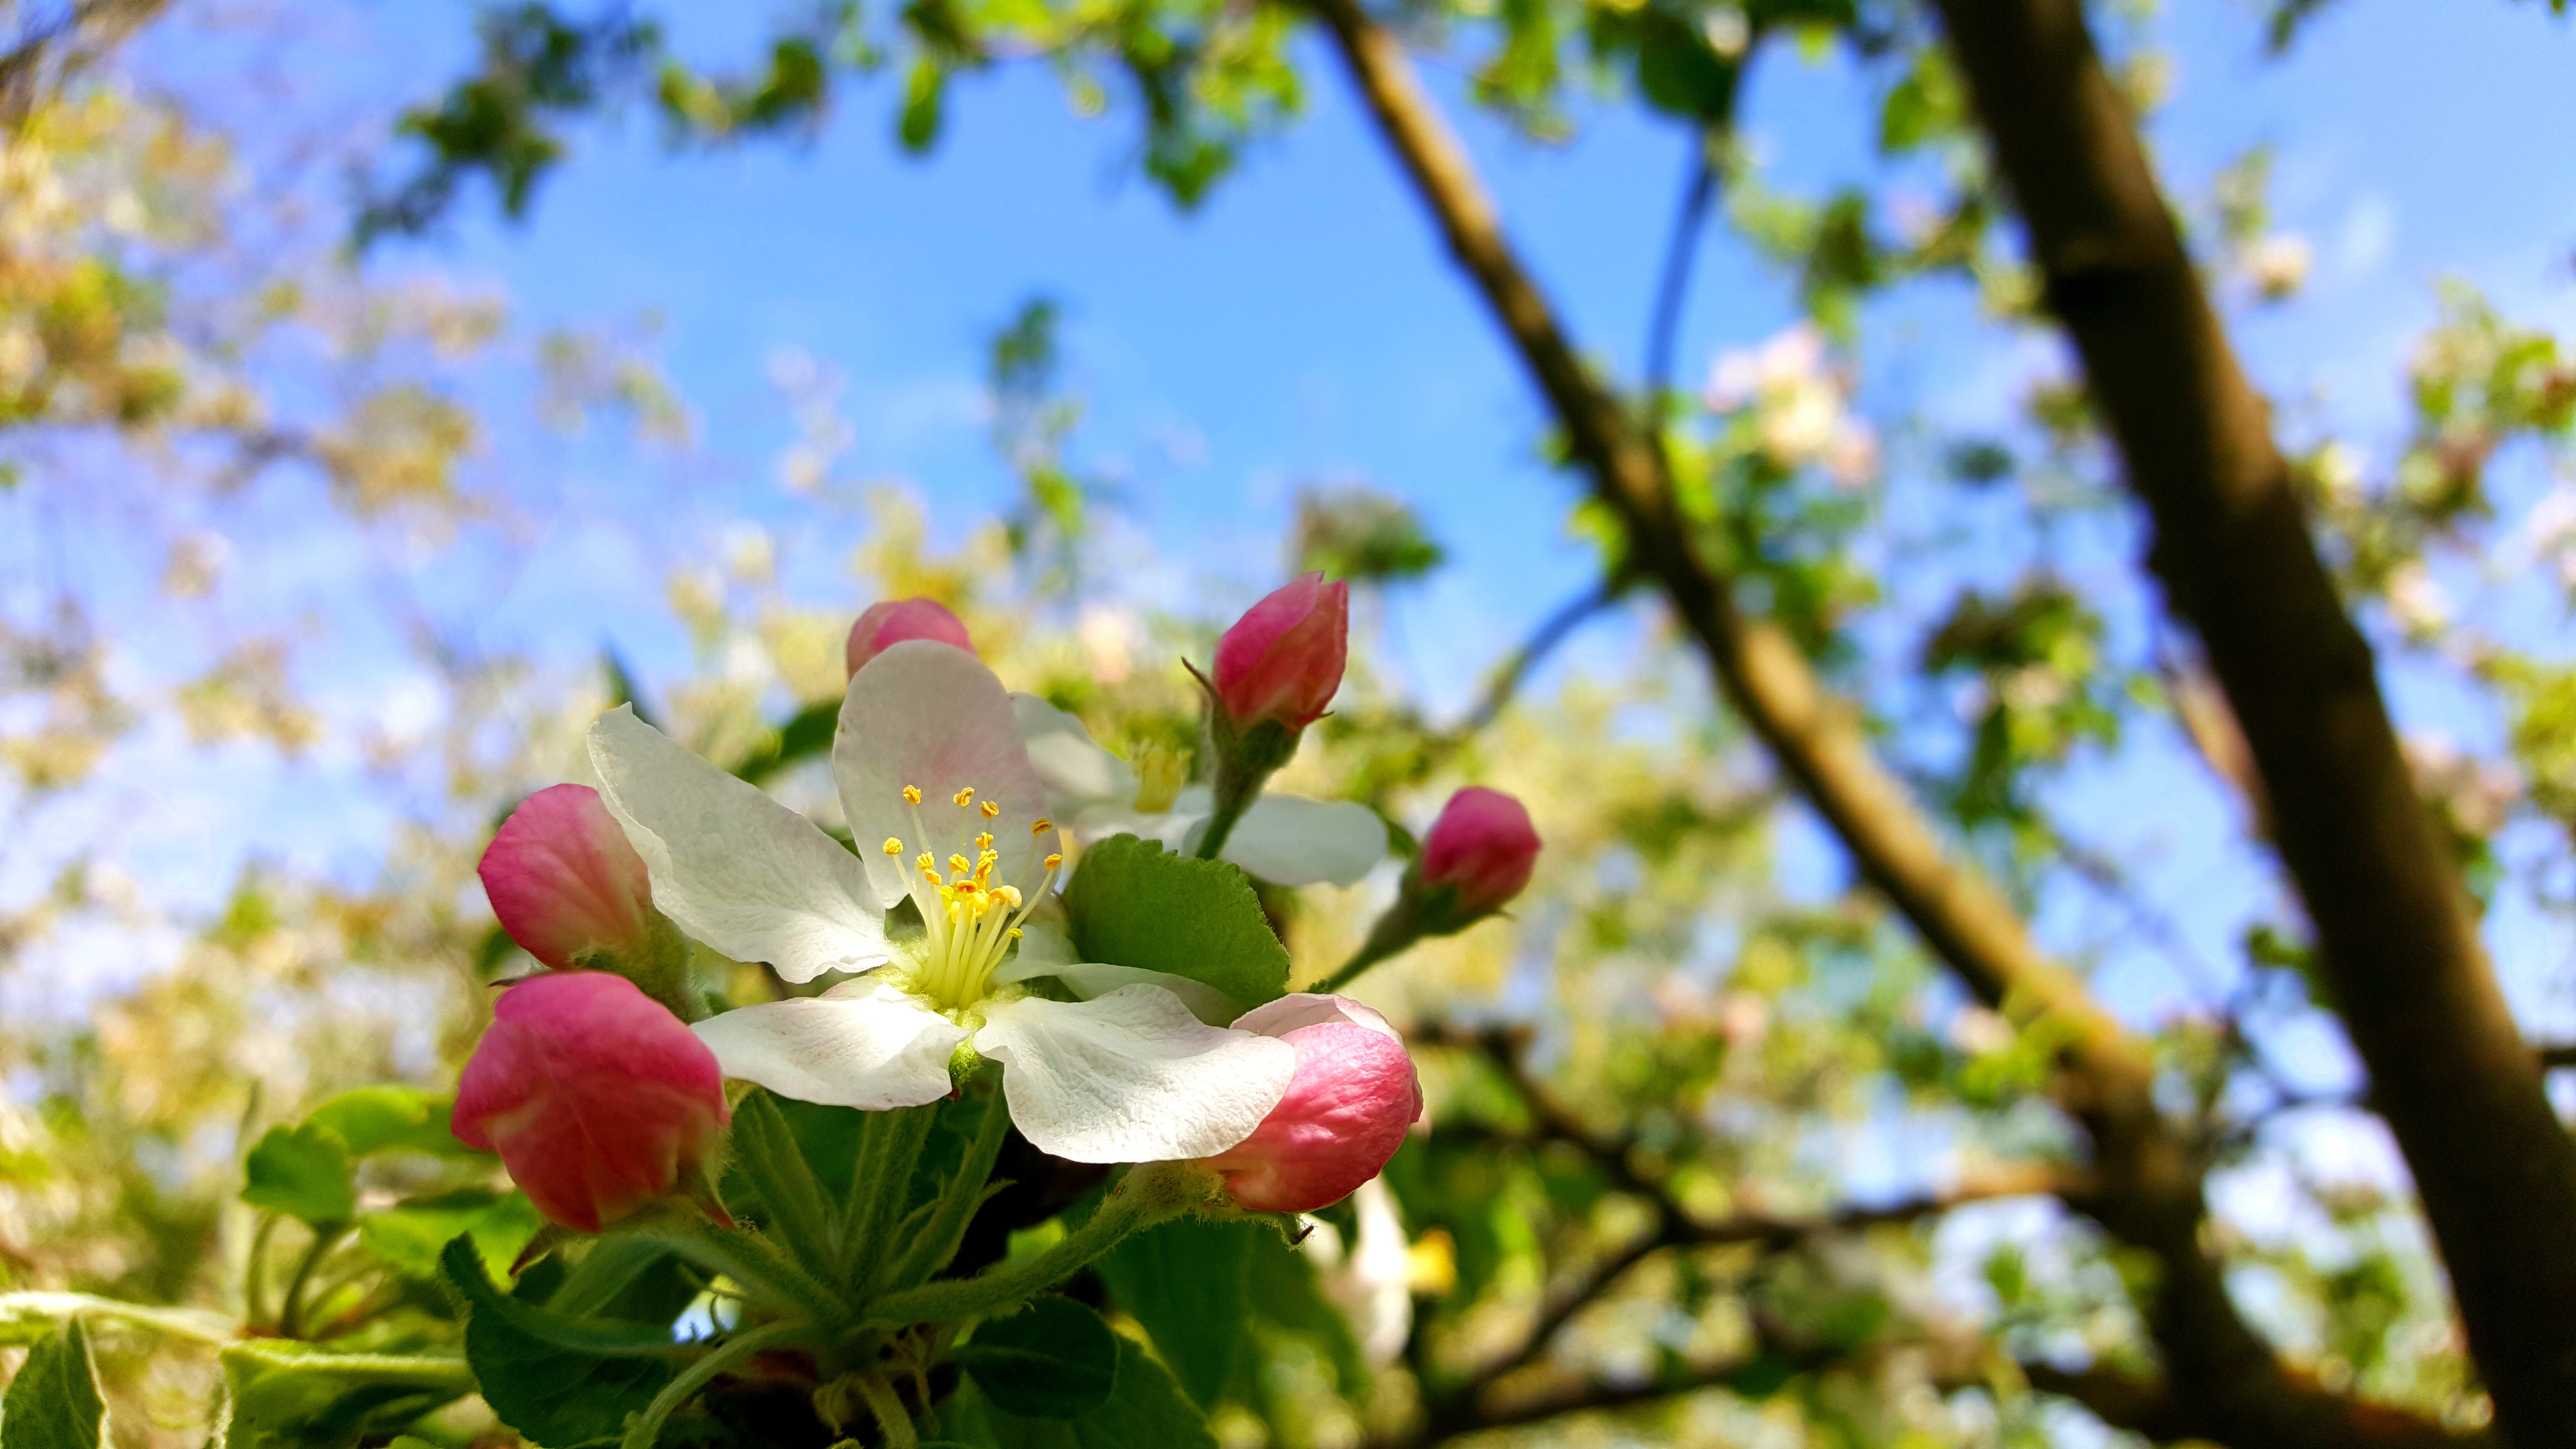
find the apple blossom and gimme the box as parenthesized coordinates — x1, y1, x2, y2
(1318, 787, 1541, 994)
(1211, 573, 1349, 732)
(586, 639, 1296, 1162)
(478, 783, 657, 971)
(1011, 692, 1387, 888)
(1202, 994, 1420, 1213)
(845, 596, 976, 677)
(1417, 787, 1541, 917)
(451, 971, 730, 1233)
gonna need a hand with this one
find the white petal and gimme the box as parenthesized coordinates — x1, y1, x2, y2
(1231, 992, 1404, 1044)
(692, 981, 968, 1110)
(1065, 803, 1193, 851)
(974, 988, 1296, 1162)
(991, 958, 1243, 1027)
(837, 643, 1062, 911)
(1192, 795, 1388, 888)
(589, 706, 890, 982)
(1011, 692, 1138, 817)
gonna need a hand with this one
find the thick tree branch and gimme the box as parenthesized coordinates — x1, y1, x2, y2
(1927, 3, 2576, 1442)
(1300, 4, 2476, 1445)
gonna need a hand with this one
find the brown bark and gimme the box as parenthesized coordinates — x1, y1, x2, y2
(1297, 0, 2480, 1442)
(1928, 3, 2576, 1443)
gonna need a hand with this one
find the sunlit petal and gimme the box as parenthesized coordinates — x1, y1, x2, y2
(691, 980, 968, 1110)
(837, 642, 1062, 909)
(588, 706, 889, 982)
(974, 987, 1295, 1161)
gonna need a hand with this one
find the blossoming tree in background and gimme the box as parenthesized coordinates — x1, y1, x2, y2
(7, 2, 2576, 1449)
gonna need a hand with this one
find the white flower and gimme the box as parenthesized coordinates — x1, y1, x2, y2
(1011, 693, 1387, 888)
(587, 640, 1297, 1163)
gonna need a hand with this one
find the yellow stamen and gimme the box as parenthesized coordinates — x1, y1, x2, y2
(902, 785, 922, 805)
(949, 853, 972, 877)
(882, 837, 904, 856)
(974, 832, 995, 851)
(953, 787, 975, 807)
(980, 800, 1000, 819)
(1044, 853, 1063, 870)
(1031, 818, 1053, 836)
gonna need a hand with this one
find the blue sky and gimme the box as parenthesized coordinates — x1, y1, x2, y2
(12, 0, 2576, 1051)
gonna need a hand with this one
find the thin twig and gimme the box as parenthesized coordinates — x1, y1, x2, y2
(1416, 1025, 2068, 1415)
(1644, 128, 1723, 402)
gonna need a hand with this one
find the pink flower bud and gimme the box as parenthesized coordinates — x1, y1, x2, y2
(479, 784, 657, 971)
(1418, 787, 1540, 916)
(845, 597, 976, 677)
(1211, 574, 1349, 731)
(1205, 995, 1421, 1214)
(452, 972, 730, 1233)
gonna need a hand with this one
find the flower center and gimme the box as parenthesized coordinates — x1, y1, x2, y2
(881, 783, 1061, 1012)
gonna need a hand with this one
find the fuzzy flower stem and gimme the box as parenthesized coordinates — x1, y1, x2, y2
(863, 1161, 1212, 1326)
(855, 1374, 919, 1449)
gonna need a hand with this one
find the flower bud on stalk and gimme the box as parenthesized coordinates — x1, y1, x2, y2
(452, 972, 732, 1233)
(1323, 788, 1540, 993)
(1203, 995, 1421, 1214)
(845, 596, 976, 677)
(478, 783, 695, 1020)
(1193, 574, 1350, 861)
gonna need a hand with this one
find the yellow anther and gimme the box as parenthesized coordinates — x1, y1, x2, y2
(980, 800, 1000, 819)
(997, 885, 1023, 909)
(953, 787, 975, 807)
(882, 837, 904, 856)
(902, 785, 922, 805)
(1044, 853, 1063, 870)
(1031, 818, 1053, 836)
(917, 852, 935, 870)
(1008, 927, 1024, 940)
(949, 853, 971, 876)
(974, 832, 995, 851)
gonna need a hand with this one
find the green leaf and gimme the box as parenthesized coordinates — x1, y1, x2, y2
(438, 1236, 679, 1447)
(1095, 1219, 1256, 1409)
(304, 1086, 477, 1158)
(1, 1322, 104, 1449)
(242, 1125, 355, 1225)
(218, 1340, 473, 1449)
(357, 1190, 543, 1283)
(1061, 835, 1288, 1012)
(948, 1335, 1216, 1449)
(954, 1297, 1118, 1419)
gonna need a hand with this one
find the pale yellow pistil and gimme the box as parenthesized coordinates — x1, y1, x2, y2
(886, 784, 1062, 1012)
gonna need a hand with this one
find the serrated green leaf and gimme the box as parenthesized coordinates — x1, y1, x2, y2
(242, 1125, 355, 1225)
(304, 1086, 478, 1158)
(218, 1340, 472, 1449)
(954, 1297, 1118, 1419)
(947, 1335, 1216, 1449)
(438, 1236, 679, 1447)
(1, 1322, 104, 1449)
(1095, 1220, 1256, 1409)
(1061, 835, 1288, 1012)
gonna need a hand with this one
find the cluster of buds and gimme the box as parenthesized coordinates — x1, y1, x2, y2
(455, 589, 1511, 1236)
